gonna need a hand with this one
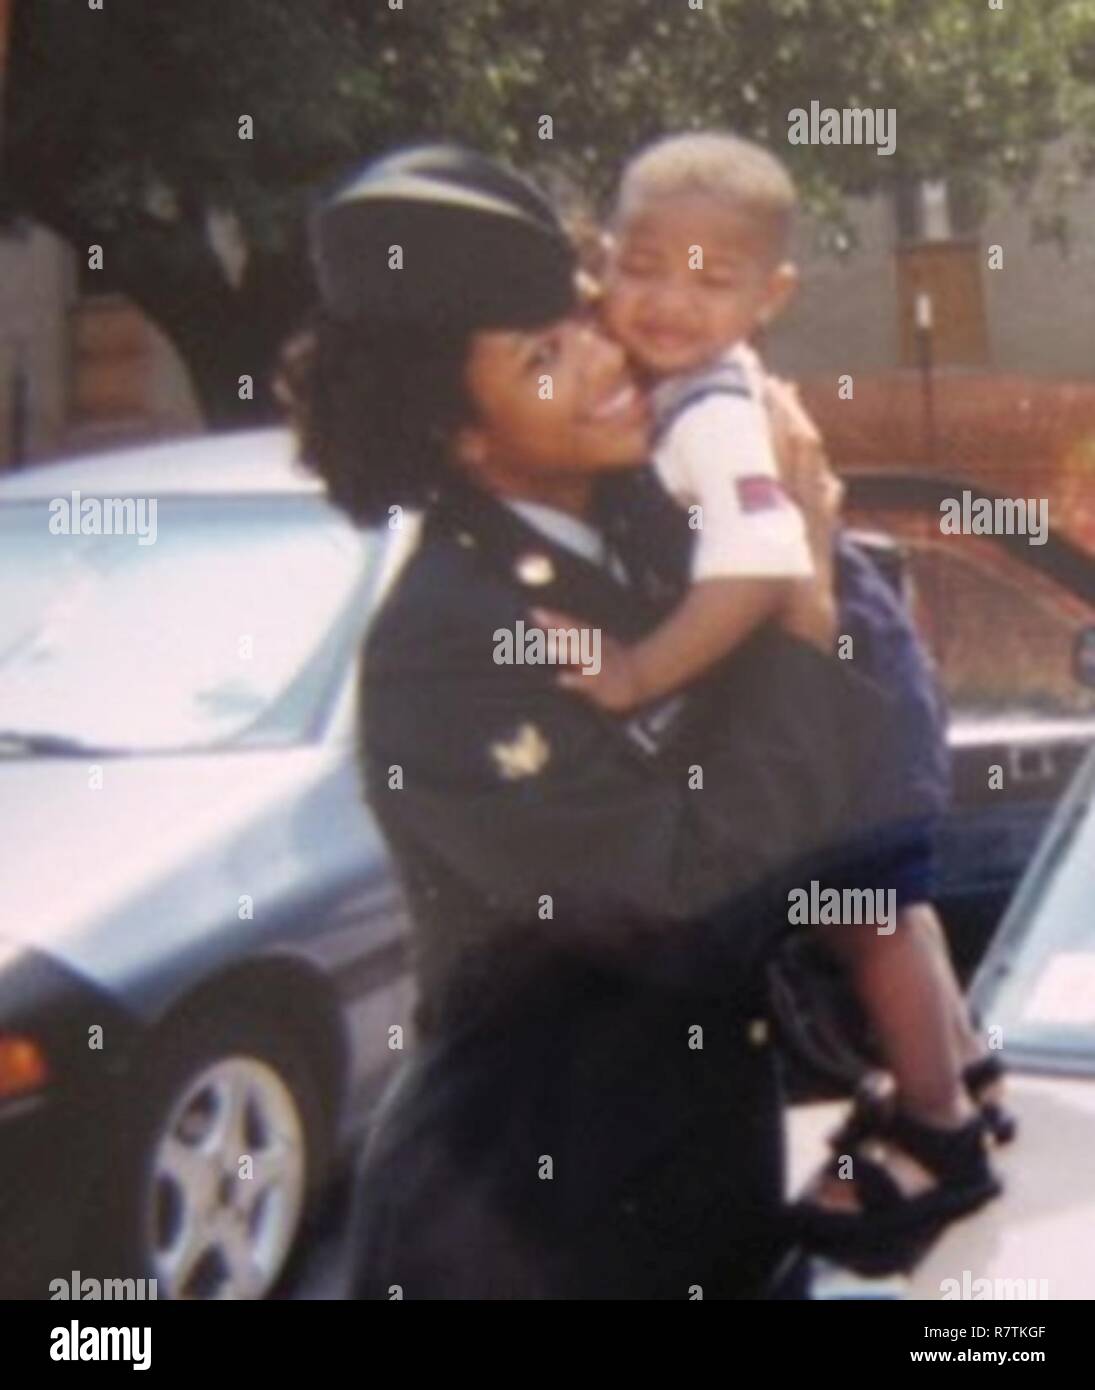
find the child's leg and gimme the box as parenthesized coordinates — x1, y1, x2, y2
(804, 909, 981, 1216)
(819, 907, 975, 1127)
(908, 903, 993, 1070)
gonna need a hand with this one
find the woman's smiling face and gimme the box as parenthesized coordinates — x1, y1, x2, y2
(455, 311, 652, 498)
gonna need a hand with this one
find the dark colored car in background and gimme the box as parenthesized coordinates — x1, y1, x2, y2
(775, 474, 1095, 1094)
(2, 433, 1093, 1298)
(847, 472, 1095, 975)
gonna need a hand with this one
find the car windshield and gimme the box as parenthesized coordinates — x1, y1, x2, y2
(0, 494, 371, 754)
(972, 747, 1095, 1073)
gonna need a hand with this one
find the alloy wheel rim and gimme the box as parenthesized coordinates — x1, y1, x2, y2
(145, 1055, 307, 1299)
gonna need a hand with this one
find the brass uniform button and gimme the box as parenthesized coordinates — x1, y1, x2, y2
(747, 1018, 769, 1048)
(515, 552, 555, 586)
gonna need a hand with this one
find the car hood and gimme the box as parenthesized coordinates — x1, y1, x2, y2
(789, 1073, 1095, 1299)
(0, 747, 337, 961)
(948, 713, 1095, 748)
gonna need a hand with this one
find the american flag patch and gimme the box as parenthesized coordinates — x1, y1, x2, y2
(736, 475, 788, 513)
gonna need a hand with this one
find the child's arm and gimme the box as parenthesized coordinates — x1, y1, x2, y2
(764, 378, 843, 653)
(551, 378, 843, 711)
(556, 577, 790, 712)
(780, 574, 838, 653)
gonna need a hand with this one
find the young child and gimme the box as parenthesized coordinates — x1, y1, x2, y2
(569, 131, 1011, 1244)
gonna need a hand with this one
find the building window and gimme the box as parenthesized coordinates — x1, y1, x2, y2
(894, 177, 984, 244)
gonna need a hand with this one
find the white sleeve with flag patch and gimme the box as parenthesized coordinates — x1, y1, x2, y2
(654, 387, 815, 581)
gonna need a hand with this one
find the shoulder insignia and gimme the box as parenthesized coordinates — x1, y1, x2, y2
(489, 721, 551, 780)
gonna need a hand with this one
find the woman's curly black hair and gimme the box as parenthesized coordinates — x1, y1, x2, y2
(275, 309, 477, 526)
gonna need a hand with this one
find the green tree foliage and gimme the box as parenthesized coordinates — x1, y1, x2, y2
(5, 0, 1094, 423)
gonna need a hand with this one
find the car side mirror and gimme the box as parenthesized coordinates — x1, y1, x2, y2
(1074, 625, 1095, 688)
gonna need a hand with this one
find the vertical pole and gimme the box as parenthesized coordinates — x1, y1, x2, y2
(915, 289, 938, 469)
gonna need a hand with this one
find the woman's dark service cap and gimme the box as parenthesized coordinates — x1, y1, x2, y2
(311, 144, 578, 332)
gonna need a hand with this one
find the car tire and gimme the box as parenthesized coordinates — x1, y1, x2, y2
(83, 1009, 334, 1300)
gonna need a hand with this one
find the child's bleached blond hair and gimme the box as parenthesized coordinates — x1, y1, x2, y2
(613, 130, 797, 260)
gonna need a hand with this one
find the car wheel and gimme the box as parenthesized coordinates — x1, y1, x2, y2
(88, 1012, 332, 1300)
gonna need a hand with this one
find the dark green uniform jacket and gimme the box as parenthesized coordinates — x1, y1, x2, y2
(346, 469, 892, 1299)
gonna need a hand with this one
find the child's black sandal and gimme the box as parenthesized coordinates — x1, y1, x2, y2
(963, 1054, 1017, 1145)
(823, 1069, 894, 1155)
(793, 1110, 1002, 1275)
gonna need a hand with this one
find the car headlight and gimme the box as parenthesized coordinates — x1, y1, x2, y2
(0, 1034, 49, 1099)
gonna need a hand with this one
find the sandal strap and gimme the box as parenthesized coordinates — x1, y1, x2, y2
(799, 1125, 1001, 1251)
(886, 1110, 992, 1186)
(809, 1138, 917, 1220)
(964, 1054, 1006, 1097)
(840, 1149, 907, 1213)
(963, 1056, 1018, 1144)
(806, 1132, 980, 1228)
(826, 1072, 894, 1154)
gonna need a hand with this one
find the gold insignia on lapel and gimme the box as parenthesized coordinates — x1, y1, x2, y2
(515, 551, 555, 586)
(489, 722, 551, 780)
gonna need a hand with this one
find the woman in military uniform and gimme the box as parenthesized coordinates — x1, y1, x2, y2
(286, 145, 894, 1298)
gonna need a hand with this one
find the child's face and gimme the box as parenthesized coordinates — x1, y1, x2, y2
(601, 193, 797, 377)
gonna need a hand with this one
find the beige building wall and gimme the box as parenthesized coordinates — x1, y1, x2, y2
(766, 194, 901, 377)
(981, 175, 1095, 379)
(765, 167, 1095, 383)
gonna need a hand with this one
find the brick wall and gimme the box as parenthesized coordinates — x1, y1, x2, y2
(799, 371, 1095, 554)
